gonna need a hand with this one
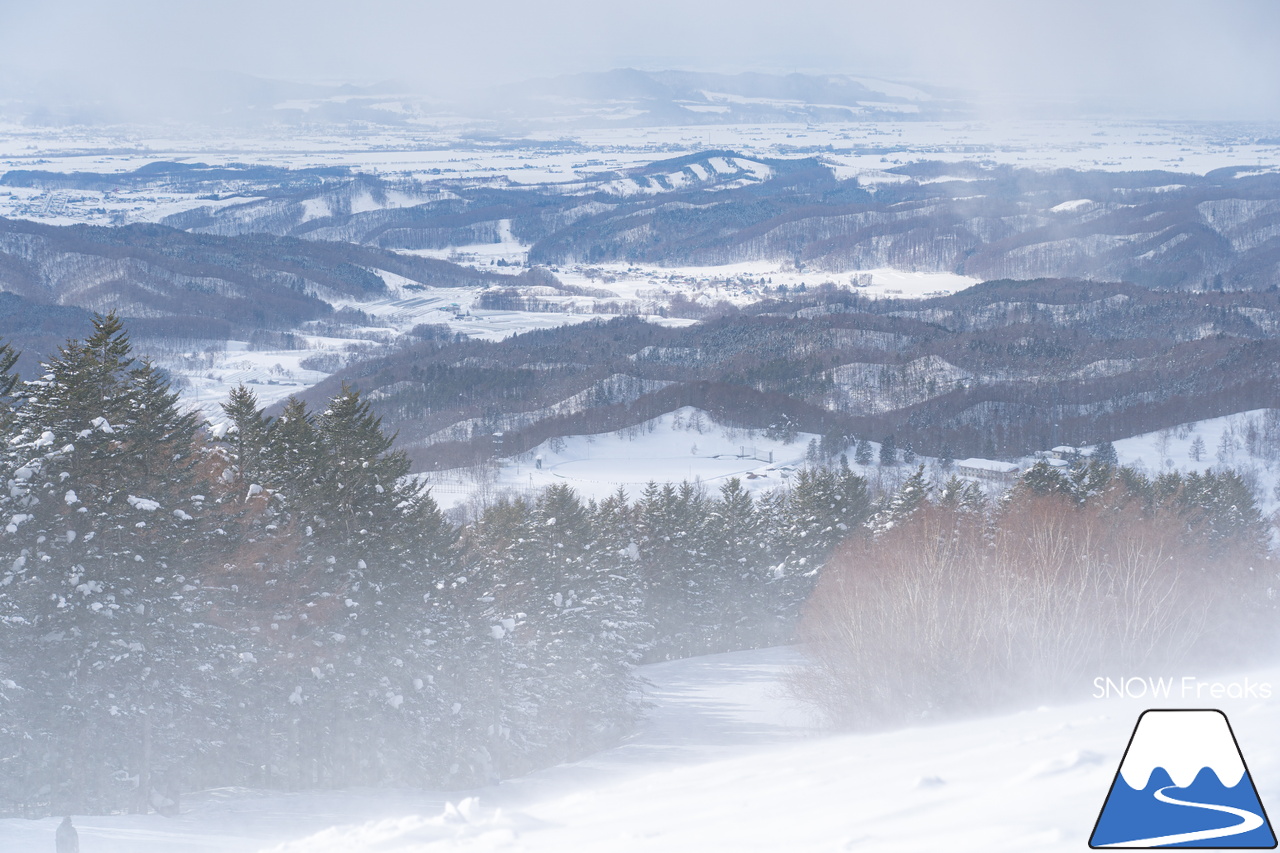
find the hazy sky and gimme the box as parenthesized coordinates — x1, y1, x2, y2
(2, 0, 1279, 119)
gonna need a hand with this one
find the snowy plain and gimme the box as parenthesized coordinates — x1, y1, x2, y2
(2, 118, 1279, 229)
(4, 646, 1277, 852)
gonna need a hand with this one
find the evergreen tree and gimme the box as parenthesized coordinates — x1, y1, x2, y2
(1068, 460, 1113, 504)
(938, 475, 985, 513)
(220, 384, 273, 490)
(868, 464, 930, 535)
(879, 434, 897, 467)
(1092, 441, 1118, 468)
(262, 396, 319, 501)
(0, 314, 217, 813)
(0, 340, 19, 438)
(704, 478, 771, 648)
(1019, 460, 1069, 496)
(635, 480, 712, 660)
(854, 438, 873, 466)
(249, 383, 457, 788)
(773, 464, 870, 622)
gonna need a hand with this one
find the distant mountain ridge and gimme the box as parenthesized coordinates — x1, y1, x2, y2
(88, 155, 1280, 294)
(475, 69, 969, 125)
(0, 216, 512, 370)
(0, 68, 968, 128)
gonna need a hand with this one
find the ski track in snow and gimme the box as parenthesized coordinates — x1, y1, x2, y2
(2, 648, 1279, 852)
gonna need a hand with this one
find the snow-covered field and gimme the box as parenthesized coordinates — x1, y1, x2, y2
(1108, 408, 1280, 515)
(5, 645, 1277, 852)
(2, 118, 1278, 228)
(420, 406, 824, 509)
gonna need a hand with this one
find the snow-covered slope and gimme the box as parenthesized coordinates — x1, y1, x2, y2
(420, 407, 823, 508)
(5, 647, 1279, 852)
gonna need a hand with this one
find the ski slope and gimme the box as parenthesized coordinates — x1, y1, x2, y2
(4, 647, 1279, 852)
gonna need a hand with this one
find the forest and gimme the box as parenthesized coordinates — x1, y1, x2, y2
(314, 279, 1280, 468)
(0, 314, 860, 815)
(11, 156, 1280, 294)
(0, 313, 1271, 818)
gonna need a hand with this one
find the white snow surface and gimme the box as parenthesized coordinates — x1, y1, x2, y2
(418, 406, 828, 509)
(1107, 407, 1280, 516)
(5, 647, 1279, 852)
(3, 119, 1278, 230)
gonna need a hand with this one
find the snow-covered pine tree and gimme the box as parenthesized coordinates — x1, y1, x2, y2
(703, 477, 776, 648)
(1019, 459, 1069, 496)
(771, 464, 870, 620)
(1092, 440, 1118, 468)
(459, 494, 539, 780)
(878, 434, 898, 466)
(868, 464, 930, 535)
(0, 340, 19, 438)
(588, 485, 651, 656)
(262, 396, 320, 501)
(635, 480, 712, 660)
(233, 382, 458, 788)
(0, 338, 21, 806)
(0, 314, 218, 814)
(460, 483, 644, 778)
(854, 438, 873, 466)
(937, 475, 985, 513)
(220, 384, 273, 491)
(529, 485, 642, 760)
(781, 467, 842, 572)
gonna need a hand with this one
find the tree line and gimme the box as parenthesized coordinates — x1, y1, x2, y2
(794, 459, 1275, 728)
(0, 314, 878, 817)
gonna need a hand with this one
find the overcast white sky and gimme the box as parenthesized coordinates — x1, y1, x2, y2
(2, 0, 1279, 119)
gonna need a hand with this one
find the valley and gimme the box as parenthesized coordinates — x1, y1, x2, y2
(3, 52, 1280, 851)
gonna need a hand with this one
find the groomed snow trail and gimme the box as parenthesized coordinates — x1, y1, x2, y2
(3, 649, 1278, 852)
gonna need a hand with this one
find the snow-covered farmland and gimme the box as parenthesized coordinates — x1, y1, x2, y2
(3, 118, 1280, 228)
(418, 407, 823, 509)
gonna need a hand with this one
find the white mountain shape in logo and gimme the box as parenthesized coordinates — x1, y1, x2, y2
(1119, 710, 1246, 790)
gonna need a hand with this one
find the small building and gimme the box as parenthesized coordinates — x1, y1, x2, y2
(1050, 445, 1094, 461)
(956, 457, 1021, 484)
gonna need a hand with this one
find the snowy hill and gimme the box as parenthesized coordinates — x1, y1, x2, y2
(6, 646, 1279, 852)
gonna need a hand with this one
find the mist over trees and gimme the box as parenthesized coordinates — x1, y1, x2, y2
(0, 314, 1274, 818)
(793, 461, 1275, 728)
(0, 315, 882, 816)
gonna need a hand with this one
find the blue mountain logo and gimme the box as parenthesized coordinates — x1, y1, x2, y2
(1091, 709, 1276, 848)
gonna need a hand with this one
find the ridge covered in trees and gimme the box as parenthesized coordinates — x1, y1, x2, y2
(308, 279, 1280, 467)
(12, 157, 1280, 294)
